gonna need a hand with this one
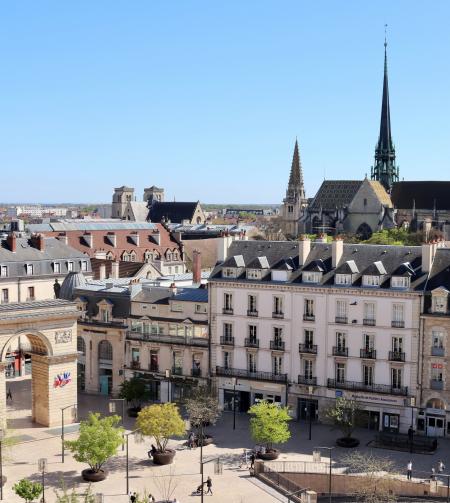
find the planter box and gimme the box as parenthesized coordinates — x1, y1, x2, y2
(257, 449, 280, 461)
(81, 469, 108, 482)
(152, 449, 176, 465)
(336, 437, 360, 448)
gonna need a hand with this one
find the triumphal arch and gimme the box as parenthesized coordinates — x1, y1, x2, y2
(0, 299, 79, 427)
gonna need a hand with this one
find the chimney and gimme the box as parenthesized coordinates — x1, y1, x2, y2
(57, 233, 68, 245)
(111, 261, 120, 279)
(422, 242, 437, 273)
(37, 234, 45, 251)
(298, 235, 311, 266)
(99, 262, 106, 280)
(192, 249, 201, 284)
(217, 235, 233, 262)
(7, 233, 16, 253)
(332, 237, 344, 268)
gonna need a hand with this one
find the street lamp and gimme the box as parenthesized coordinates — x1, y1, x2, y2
(314, 446, 334, 503)
(165, 369, 171, 403)
(61, 404, 77, 463)
(124, 429, 141, 495)
(200, 457, 223, 503)
(0, 428, 4, 501)
(38, 458, 47, 503)
(231, 377, 237, 430)
(109, 399, 126, 451)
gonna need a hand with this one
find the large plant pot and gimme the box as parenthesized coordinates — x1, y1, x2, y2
(82, 469, 108, 482)
(336, 437, 360, 448)
(152, 449, 176, 465)
(257, 449, 280, 460)
(127, 407, 141, 418)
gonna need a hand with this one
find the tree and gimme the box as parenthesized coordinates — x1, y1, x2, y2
(136, 403, 185, 453)
(248, 400, 291, 451)
(119, 377, 149, 410)
(326, 397, 363, 440)
(64, 412, 124, 473)
(153, 466, 179, 502)
(13, 479, 43, 503)
(54, 482, 96, 503)
(184, 386, 221, 442)
(342, 451, 398, 503)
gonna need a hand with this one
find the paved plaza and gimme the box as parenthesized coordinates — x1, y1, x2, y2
(3, 379, 450, 502)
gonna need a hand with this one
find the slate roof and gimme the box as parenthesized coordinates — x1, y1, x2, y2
(74, 285, 132, 319)
(172, 288, 208, 303)
(335, 260, 359, 274)
(426, 249, 450, 291)
(309, 180, 363, 211)
(90, 258, 144, 280)
(148, 202, 199, 223)
(127, 202, 150, 222)
(391, 182, 450, 210)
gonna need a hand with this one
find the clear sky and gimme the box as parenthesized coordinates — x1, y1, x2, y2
(1, 1, 449, 204)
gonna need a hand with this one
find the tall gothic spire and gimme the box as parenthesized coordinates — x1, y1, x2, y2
(288, 138, 303, 187)
(371, 31, 399, 192)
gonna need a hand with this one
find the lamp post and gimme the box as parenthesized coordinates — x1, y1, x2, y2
(305, 403, 313, 441)
(61, 404, 77, 463)
(165, 369, 171, 403)
(109, 399, 126, 451)
(38, 458, 47, 503)
(314, 446, 334, 503)
(200, 457, 223, 503)
(124, 429, 140, 495)
(231, 377, 237, 430)
(0, 429, 4, 501)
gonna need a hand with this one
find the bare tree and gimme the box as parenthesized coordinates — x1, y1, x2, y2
(342, 451, 398, 503)
(153, 467, 179, 503)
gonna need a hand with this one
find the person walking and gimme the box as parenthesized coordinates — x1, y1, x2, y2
(130, 492, 137, 503)
(188, 431, 195, 449)
(438, 460, 445, 473)
(407, 460, 412, 480)
(6, 388, 12, 401)
(205, 476, 213, 495)
(250, 452, 256, 470)
(148, 494, 155, 503)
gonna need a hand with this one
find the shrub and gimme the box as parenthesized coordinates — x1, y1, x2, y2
(248, 400, 291, 450)
(13, 479, 43, 503)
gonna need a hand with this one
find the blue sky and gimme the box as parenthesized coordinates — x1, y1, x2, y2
(1, 1, 449, 204)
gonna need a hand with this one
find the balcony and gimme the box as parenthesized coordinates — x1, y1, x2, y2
(220, 336, 235, 346)
(126, 330, 208, 348)
(389, 351, 405, 362)
(363, 318, 376, 326)
(335, 316, 348, 324)
(303, 314, 315, 322)
(216, 366, 288, 383)
(360, 348, 377, 359)
(247, 310, 258, 317)
(270, 340, 285, 351)
(272, 312, 284, 319)
(223, 308, 234, 315)
(244, 338, 259, 348)
(299, 343, 318, 354)
(191, 368, 202, 377)
(391, 320, 405, 328)
(327, 378, 408, 396)
(431, 347, 445, 357)
(130, 360, 141, 370)
(332, 346, 348, 357)
(431, 379, 444, 390)
(298, 375, 317, 386)
(81, 318, 128, 329)
(172, 366, 183, 376)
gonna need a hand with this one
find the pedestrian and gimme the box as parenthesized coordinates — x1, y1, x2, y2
(188, 431, 195, 449)
(130, 492, 136, 503)
(173, 498, 180, 503)
(148, 494, 155, 503)
(407, 460, 412, 480)
(206, 476, 213, 495)
(438, 460, 445, 473)
(6, 388, 12, 401)
(250, 452, 256, 470)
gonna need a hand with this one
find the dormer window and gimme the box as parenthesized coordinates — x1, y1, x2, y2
(362, 275, 380, 287)
(335, 274, 352, 286)
(246, 269, 261, 280)
(54, 262, 61, 274)
(100, 307, 111, 323)
(303, 271, 322, 283)
(25, 264, 34, 275)
(391, 276, 410, 289)
(0, 265, 8, 277)
(222, 268, 236, 278)
(433, 295, 448, 314)
(81, 261, 88, 272)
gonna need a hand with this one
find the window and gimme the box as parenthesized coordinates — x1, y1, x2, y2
(304, 329, 314, 346)
(363, 302, 376, 323)
(98, 340, 113, 361)
(247, 353, 257, 373)
(100, 308, 110, 323)
(273, 296, 283, 315)
(67, 261, 74, 272)
(304, 359, 313, 379)
(26, 264, 34, 275)
(273, 326, 283, 342)
(175, 266, 179, 273)
(363, 333, 374, 350)
(248, 295, 257, 313)
(1, 289, 8, 304)
(362, 275, 380, 287)
(150, 350, 159, 371)
(0, 265, 7, 277)
(223, 351, 232, 369)
(303, 271, 322, 283)
(223, 322, 233, 340)
(432, 330, 445, 349)
(391, 276, 410, 288)
(431, 363, 443, 382)
(336, 300, 347, 320)
(81, 261, 88, 271)
(433, 295, 447, 313)
(171, 303, 183, 312)
(288, 205, 293, 213)
(195, 303, 207, 314)
(392, 336, 403, 352)
(54, 262, 61, 274)
(363, 365, 374, 386)
(247, 269, 261, 280)
(223, 268, 236, 278)
(248, 324, 257, 341)
(335, 274, 352, 285)
(77, 336, 86, 355)
(391, 368, 402, 389)
(392, 303, 405, 325)
(272, 355, 283, 375)
(131, 348, 140, 363)
(224, 293, 233, 311)
(27, 286, 35, 301)
(304, 299, 315, 318)
(336, 331, 346, 349)
(336, 363, 345, 383)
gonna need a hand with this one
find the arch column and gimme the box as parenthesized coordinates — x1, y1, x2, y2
(31, 353, 78, 427)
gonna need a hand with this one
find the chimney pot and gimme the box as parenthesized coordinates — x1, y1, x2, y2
(193, 249, 202, 284)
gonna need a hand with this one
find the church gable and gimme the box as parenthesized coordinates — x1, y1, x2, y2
(348, 179, 392, 213)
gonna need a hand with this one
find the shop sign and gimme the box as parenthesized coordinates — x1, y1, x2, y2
(432, 363, 443, 369)
(55, 329, 72, 344)
(54, 371, 72, 388)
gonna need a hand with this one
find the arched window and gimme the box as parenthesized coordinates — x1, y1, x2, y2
(106, 251, 114, 261)
(356, 223, 372, 240)
(427, 398, 445, 410)
(173, 251, 179, 261)
(98, 340, 113, 361)
(77, 336, 86, 355)
(166, 250, 172, 261)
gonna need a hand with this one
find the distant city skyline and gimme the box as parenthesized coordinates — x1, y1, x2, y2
(1, 1, 449, 204)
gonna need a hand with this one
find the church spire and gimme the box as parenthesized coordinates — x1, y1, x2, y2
(287, 138, 305, 201)
(371, 29, 399, 192)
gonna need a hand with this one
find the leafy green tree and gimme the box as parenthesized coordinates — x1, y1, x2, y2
(248, 400, 291, 451)
(119, 377, 149, 410)
(54, 482, 96, 502)
(184, 386, 221, 442)
(326, 397, 363, 439)
(136, 403, 185, 453)
(13, 479, 43, 503)
(64, 412, 124, 473)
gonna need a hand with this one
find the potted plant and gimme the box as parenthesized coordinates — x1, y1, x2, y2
(184, 386, 221, 447)
(64, 412, 124, 481)
(248, 400, 291, 460)
(13, 479, 43, 503)
(119, 377, 149, 417)
(326, 397, 362, 447)
(136, 403, 185, 465)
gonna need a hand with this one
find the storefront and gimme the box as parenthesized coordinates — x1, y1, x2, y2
(219, 378, 286, 412)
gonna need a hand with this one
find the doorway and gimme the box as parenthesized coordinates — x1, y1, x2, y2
(427, 416, 445, 437)
(298, 398, 318, 421)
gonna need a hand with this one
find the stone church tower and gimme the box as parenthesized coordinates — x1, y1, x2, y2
(281, 139, 307, 237)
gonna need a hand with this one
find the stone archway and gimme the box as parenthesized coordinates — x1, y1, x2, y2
(0, 299, 79, 427)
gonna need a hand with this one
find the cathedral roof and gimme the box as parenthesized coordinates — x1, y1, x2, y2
(148, 201, 200, 223)
(309, 180, 363, 211)
(367, 180, 393, 206)
(391, 181, 450, 210)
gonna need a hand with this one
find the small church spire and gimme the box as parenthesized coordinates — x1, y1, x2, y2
(288, 138, 303, 188)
